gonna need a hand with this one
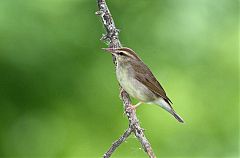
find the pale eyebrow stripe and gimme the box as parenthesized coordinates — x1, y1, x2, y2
(123, 51, 135, 59)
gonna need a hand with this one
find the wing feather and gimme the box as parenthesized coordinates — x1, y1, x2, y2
(131, 60, 172, 104)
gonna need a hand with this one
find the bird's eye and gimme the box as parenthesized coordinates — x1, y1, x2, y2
(119, 52, 124, 56)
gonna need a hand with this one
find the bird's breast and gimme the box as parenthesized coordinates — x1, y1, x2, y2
(116, 63, 156, 102)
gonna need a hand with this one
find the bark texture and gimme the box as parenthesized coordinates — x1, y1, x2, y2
(96, 0, 156, 158)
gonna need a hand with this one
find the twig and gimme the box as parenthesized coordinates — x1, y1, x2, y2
(96, 0, 156, 158)
(103, 128, 132, 158)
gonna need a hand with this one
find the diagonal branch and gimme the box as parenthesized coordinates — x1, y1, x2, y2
(96, 0, 156, 158)
(103, 128, 132, 158)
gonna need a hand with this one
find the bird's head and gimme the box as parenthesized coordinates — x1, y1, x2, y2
(102, 47, 140, 62)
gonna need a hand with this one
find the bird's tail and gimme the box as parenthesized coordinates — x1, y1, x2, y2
(154, 98, 184, 123)
(171, 110, 184, 123)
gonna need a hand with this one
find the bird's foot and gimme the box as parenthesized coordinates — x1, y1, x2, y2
(126, 102, 143, 112)
(126, 105, 137, 112)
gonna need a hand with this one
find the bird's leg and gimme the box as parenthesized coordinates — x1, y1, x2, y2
(126, 102, 143, 112)
(134, 102, 143, 108)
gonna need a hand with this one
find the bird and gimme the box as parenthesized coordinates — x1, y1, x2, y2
(103, 47, 184, 123)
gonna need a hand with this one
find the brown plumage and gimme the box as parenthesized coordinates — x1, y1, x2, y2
(103, 47, 184, 123)
(118, 48, 172, 104)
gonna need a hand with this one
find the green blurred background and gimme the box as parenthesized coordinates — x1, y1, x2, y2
(0, 0, 238, 157)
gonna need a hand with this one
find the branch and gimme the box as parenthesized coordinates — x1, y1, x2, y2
(96, 0, 156, 158)
(103, 128, 132, 158)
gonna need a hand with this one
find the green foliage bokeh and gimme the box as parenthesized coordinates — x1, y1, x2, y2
(0, 0, 238, 157)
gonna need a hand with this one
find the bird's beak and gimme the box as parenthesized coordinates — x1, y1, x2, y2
(102, 48, 117, 54)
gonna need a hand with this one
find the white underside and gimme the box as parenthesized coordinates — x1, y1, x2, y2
(116, 61, 172, 112)
(152, 98, 172, 112)
(116, 63, 156, 102)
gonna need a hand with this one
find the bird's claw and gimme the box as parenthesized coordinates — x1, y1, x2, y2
(126, 105, 137, 112)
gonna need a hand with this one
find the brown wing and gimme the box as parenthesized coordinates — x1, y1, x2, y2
(131, 60, 172, 104)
